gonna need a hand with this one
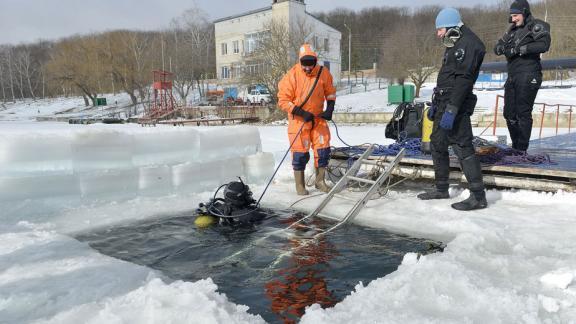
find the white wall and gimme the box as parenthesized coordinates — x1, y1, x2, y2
(214, 0, 342, 84)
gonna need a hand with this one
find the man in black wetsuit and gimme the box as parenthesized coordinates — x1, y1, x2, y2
(417, 8, 487, 211)
(495, 0, 551, 152)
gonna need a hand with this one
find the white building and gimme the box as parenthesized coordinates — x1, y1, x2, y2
(214, 0, 342, 84)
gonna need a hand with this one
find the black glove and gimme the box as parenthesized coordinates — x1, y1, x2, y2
(427, 103, 436, 120)
(494, 44, 505, 56)
(292, 106, 314, 122)
(320, 100, 335, 121)
(504, 46, 518, 58)
(518, 45, 528, 56)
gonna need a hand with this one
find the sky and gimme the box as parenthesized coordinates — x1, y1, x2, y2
(0, 0, 501, 45)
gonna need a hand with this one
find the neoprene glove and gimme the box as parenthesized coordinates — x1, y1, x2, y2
(504, 46, 517, 58)
(320, 100, 335, 121)
(439, 104, 458, 130)
(494, 44, 505, 56)
(427, 104, 436, 120)
(292, 106, 314, 122)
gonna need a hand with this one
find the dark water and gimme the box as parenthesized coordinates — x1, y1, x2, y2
(76, 209, 443, 324)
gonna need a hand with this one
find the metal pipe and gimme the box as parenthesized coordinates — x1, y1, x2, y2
(493, 95, 501, 136)
(556, 104, 560, 135)
(539, 104, 546, 139)
(344, 23, 351, 84)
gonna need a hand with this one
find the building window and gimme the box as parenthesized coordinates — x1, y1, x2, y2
(221, 66, 230, 79)
(233, 40, 240, 54)
(245, 31, 269, 54)
(221, 43, 228, 55)
(313, 36, 319, 51)
(324, 38, 329, 52)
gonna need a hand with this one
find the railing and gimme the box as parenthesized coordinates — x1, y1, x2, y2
(492, 94, 574, 138)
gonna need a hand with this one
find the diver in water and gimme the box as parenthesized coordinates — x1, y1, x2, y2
(196, 178, 267, 227)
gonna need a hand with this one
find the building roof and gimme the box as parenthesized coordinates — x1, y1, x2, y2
(213, 6, 272, 24)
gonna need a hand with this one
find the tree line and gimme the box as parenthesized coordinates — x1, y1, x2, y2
(315, 0, 576, 96)
(0, 7, 214, 106)
(1, 0, 575, 104)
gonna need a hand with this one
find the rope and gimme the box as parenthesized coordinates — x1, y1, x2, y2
(473, 137, 556, 166)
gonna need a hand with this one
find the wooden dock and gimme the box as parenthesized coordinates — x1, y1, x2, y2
(331, 145, 576, 192)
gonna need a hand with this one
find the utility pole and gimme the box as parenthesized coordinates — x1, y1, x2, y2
(344, 23, 351, 84)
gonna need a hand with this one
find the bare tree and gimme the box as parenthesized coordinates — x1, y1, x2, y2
(379, 9, 440, 97)
(242, 17, 312, 102)
(169, 5, 213, 105)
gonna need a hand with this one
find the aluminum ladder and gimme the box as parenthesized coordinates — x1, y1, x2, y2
(288, 145, 406, 239)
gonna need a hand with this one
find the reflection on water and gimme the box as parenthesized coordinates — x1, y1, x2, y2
(76, 209, 442, 324)
(265, 214, 338, 323)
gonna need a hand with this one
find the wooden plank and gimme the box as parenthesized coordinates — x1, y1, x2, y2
(332, 151, 576, 179)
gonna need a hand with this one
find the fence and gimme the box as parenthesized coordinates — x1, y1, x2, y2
(336, 78, 388, 96)
(491, 94, 575, 138)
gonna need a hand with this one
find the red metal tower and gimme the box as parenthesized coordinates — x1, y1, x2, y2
(148, 70, 176, 119)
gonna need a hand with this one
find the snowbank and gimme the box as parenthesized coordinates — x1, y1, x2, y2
(0, 123, 273, 202)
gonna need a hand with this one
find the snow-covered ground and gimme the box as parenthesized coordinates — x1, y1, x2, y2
(2, 79, 575, 122)
(335, 81, 576, 113)
(1, 118, 576, 323)
(1, 86, 576, 323)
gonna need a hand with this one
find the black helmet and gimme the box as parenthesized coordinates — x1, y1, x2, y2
(510, 0, 531, 17)
(223, 180, 254, 207)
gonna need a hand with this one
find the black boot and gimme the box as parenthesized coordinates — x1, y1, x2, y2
(417, 190, 449, 200)
(451, 191, 487, 211)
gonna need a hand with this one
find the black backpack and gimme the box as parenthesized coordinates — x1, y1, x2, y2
(385, 103, 424, 140)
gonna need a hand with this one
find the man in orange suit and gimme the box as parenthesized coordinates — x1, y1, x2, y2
(278, 44, 337, 195)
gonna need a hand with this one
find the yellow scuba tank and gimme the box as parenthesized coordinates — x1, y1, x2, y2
(194, 214, 216, 228)
(421, 102, 434, 154)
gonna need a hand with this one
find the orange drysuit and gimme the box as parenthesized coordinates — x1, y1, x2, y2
(277, 44, 336, 170)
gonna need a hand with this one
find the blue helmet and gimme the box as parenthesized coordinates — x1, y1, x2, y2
(435, 8, 462, 29)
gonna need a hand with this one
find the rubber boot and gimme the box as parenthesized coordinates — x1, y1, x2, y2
(314, 167, 332, 193)
(417, 190, 449, 200)
(294, 170, 309, 196)
(451, 190, 487, 211)
(452, 154, 487, 211)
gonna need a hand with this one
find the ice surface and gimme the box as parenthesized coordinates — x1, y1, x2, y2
(132, 128, 199, 166)
(77, 169, 139, 200)
(172, 161, 222, 193)
(242, 152, 275, 184)
(0, 124, 270, 202)
(197, 126, 261, 162)
(138, 165, 173, 196)
(0, 133, 73, 175)
(72, 130, 134, 172)
(4, 123, 576, 323)
(0, 173, 79, 201)
(220, 157, 245, 184)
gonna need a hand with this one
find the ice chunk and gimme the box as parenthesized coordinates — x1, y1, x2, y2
(242, 152, 275, 184)
(72, 130, 134, 172)
(197, 126, 261, 162)
(0, 134, 73, 175)
(539, 295, 561, 313)
(172, 161, 222, 193)
(77, 169, 138, 200)
(132, 128, 199, 166)
(0, 173, 79, 201)
(540, 269, 574, 289)
(220, 158, 245, 184)
(138, 165, 173, 196)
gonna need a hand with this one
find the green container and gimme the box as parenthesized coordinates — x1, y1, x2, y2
(403, 84, 415, 103)
(96, 98, 107, 106)
(388, 85, 404, 104)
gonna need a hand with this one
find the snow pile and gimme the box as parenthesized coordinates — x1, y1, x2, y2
(0, 220, 264, 324)
(37, 278, 265, 324)
(0, 123, 274, 202)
